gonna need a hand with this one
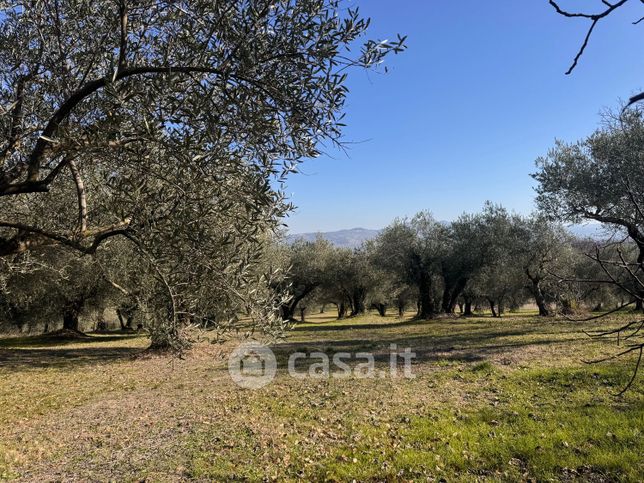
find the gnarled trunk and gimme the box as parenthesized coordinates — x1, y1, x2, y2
(117, 307, 135, 330)
(441, 278, 467, 314)
(350, 288, 367, 317)
(418, 274, 434, 319)
(488, 299, 497, 318)
(397, 298, 406, 317)
(280, 286, 316, 321)
(62, 301, 82, 332)
(441, 286, 452, 314)
(372, 303, 387, 317)
(337, 301, 347, 319)
(527, 272, 549, 317)
(463, 300, 473, 316)
(534, 286, 549, 317)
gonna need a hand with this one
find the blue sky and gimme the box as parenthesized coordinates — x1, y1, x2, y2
(284, 0, 644, 234)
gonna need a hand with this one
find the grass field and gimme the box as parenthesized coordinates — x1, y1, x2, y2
(1, 311, 643, 481)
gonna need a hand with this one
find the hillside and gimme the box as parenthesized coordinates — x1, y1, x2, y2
(287, 223, 604, 249)
(287, 227, 381, 248)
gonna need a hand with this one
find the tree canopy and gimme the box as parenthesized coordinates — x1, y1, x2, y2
(0, 0, 405, 347)
(0, 0, 404, 254)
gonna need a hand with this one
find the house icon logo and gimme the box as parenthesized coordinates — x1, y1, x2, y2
(228, 342, 277, 389)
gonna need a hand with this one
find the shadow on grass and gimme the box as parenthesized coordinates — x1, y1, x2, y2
(0, 333, 148, 371)
(0, 346, 146, 371)
(290, 312, 556, 334)
(271, 320, 589, 368)
(291, 317, 443, 333)
(0, 332, 143, 348)
(1, 316, 596, 374)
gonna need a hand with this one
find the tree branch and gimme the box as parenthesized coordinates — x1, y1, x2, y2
(548, 0, 632, 74)
(67, 159, 87, 234)
(117, 0, 128, 70)
(0, 76, 26, 165)
(26, 65, 223, 181)
(564, 18, 598, 75)
(0, 218, 131, 255)
(19, 64, 281, 189)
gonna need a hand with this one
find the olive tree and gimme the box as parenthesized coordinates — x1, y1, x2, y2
(317, 244, 387, 318)
(0, 1, 404, 347)
(468, 204, 528, 317)
(514, 215, 576, 316)
(0, 1, 404, 250)
(312, 245, 351, 319)
(535, 107, 644, 393)
(564, 238, 632, 312)
(278, 237, 335, 321)
(0, 247, 118, 333)
(539, 2, 644, 388)
(439, 212, 488, 314)
(534, 108, 644, 301)
(373, 212, 447, 319)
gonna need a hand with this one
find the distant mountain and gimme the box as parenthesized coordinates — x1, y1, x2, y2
(287, 222, 606, 249)
(565, 223, 606, 239)
(287, 227, 381, 248)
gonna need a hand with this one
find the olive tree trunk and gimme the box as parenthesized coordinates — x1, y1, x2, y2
(418, 274, 435, 319)
(62, 301, 83, 332)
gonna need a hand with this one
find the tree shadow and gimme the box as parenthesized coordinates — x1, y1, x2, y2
(0, 334, 147, 371)
(0, 333, 143, 348)
(291, 317, 431, 333)
(272, 320, 588, 367)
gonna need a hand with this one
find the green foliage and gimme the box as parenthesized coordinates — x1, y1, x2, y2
(0, 247, 115, 332)
(0, 0, 405, 347)
(534, 106, 644, 356)
(534, 108, 644, 230)
(372, 212, 448, 317)
(370, 204, 585, 318)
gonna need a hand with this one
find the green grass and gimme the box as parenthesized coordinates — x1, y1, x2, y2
(1, 312, 642, 481)
(314, 363, 643, 481)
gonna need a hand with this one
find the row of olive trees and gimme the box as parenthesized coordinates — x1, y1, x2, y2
(280, 205, 634, 322)
(281, 104, 644, 324)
